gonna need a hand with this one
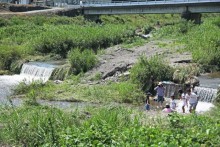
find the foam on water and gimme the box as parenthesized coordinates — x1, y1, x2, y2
(0, 62, 55, 103)
(174, 100, 214, 114)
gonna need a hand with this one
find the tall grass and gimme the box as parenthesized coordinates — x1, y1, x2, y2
(13, 79, 144, 104)
(0, 105, 220, 146)
(154, 15, 220, 70)
(0, 14, 182, 71)
(0, 105, 78, 146)
(183, 17, 220, 69)
(0, 45, 22, 70)
(68, 48, 98, 75)
(76, 81, 145, 103)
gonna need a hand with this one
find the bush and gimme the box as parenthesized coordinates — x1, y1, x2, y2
(68, 48, 98, 75)
(130, 55, 173, 90)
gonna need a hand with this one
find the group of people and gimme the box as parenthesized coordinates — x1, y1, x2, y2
(178, 86, 199, 113)
(145, 82, 200, 113)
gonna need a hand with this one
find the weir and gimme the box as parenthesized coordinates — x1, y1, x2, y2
(0, 62, 56, 103)
(20, 62, 55, 83)
(194, 87, 217, 102)
(162, 81, 218, 103)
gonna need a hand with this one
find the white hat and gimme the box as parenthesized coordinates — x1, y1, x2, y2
(158, 82, 163, 85)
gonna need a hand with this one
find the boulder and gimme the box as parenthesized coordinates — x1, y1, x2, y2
(185, 76, 200, 86)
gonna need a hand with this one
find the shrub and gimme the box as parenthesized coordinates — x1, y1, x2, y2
(130, 55, 173, 91)
(68, 48, 98, 75)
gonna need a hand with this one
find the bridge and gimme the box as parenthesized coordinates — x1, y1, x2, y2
(81, 0, 220, 14)
(73, 0, 220, 23)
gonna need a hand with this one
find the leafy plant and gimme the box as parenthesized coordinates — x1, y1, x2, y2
(130, 55, 173, 90)
(68, 48, 98, 75)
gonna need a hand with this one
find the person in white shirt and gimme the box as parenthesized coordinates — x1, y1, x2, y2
(191, 85, 200, 109)
(170, 93, 177, 110)
(185, 88, 198, 113)
(178, 89, 187, 113)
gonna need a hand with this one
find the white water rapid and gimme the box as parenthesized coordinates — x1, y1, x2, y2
(0, 62, 55, 103)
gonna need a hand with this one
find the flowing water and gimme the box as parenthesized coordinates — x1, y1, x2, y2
(0, 62, 56, 104)
(162, 73, 219, 106)
(149, 76, 219, 113)
(0, 62, 218, 114)
(198, 74, 220, 89)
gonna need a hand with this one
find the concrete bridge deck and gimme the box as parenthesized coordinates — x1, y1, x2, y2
(80, 0, 220, 14)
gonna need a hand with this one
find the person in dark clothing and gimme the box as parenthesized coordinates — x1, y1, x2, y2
(145, 92, 152, 111)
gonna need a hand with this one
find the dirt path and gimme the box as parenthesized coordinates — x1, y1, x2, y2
(85, 39, 192, 82)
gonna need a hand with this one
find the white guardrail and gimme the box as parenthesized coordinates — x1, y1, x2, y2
(80, 0, 220, 7)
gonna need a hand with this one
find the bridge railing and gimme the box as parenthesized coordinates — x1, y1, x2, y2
(81, 0, 220, 6)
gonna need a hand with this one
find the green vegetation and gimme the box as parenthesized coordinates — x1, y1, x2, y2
(0, 14, 180, 73)
(14, 79, 144, 103)
(154, 15, 220, 71)
(0, 105, 219, 146)
(183, 18, 220, 70)
(68, 48, 98, 75)
(0, 13, 220, 146)
(130, 55, 173, 89)
(173, 64, 202, 84)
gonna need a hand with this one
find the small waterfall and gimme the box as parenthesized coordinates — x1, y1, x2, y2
(0, 62, 56, 103)
(20, 62, 55, 83)
(162, 81, 218, 102)
(162, 81, 183, 98)
(194, 87, 217, 102)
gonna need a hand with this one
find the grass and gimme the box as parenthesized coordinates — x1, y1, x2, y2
(0, 14, 182, 72)
(13, 79, 145, 104)
(0, 104, 219, 146)
(1, 13, 220, 146)
(121, 36, 148, 49)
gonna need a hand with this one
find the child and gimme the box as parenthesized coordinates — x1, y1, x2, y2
(170, 94, 177, 110)
(162, 103, 173, 113)
(178, 89, 187, 113)
(145, 92, 152, 111)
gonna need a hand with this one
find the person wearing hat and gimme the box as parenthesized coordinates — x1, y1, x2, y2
(154, 82, 165, 108)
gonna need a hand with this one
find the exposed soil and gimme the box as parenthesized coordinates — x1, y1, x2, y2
(84, 38, 192, 83)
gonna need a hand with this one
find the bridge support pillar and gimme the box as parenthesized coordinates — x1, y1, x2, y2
(181, 11, 202, 24)
(84, 15, 102, 23)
